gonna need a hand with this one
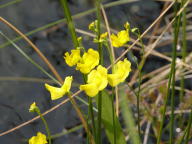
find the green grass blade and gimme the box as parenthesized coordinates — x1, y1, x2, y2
(0, 0, 22, 9)
(170, 2, 181, 143)
(184, 110, 192, 144)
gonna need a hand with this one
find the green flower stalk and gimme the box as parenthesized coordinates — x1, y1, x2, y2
(29, 102, 51, 144)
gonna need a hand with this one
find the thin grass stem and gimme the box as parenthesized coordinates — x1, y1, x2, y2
(170, 2, 181, 143)
(0, 0, 22, 9)
(132, 29, 145, 137)
(184, 109, 192, 144)
(157, 1, 182, 143)
(180, 0, 187, 102)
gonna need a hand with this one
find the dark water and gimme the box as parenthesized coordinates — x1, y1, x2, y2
(0, 0, 160, 143)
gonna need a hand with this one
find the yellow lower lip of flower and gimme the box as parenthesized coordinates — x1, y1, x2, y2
(108, 58, 131, 87)
(45, 76, 73, 100)
(111, 30, 130, 48)
(61, 76, 73, 93)
(45, 84, 65, 100)
(64, 49, 81, 67)
(108, 74, 121, 87)
(29, 132, 47, 144)
(87, 65, 108, 90)
(80, 83, 99, 97)
(76, 48, 99, 74)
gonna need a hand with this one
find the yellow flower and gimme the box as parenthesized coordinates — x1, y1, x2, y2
(108, 58, 131, 87)
(111, 30, 130, 48)
(45, 76, 73, 100)
(80, 65, 108, 97)
(29, 132, 47, 144)
(80, 83, 98, 97)
(76, 48, 99, 74)
(64, 49, 81, 67)
(29, 102, 38, 112)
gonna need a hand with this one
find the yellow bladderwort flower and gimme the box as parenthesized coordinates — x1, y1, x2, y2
(45, 76, 73, 100)
(64, 48, 81, 67)
(29, 132, 47, 144)
(76, 48, 99, 74)
(111, 30, 130, 47)
(29, 102, 38, 112)
(80, 65, 108, 97)
(110, 22, 130, 48)
(108, 58, 131, 87)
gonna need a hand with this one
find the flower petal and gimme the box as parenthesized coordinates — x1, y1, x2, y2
(108, 58, 131, 87)
(64, 49, 81, 67)
(61, 76, 73, 93)
(45, 84, 65, 100)
(76, 48, 99, 74)
(29, 132, 47, 144)
(80, 83, 99, 97)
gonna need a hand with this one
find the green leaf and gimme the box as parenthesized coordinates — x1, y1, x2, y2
(119, 85, 141, 144)
(99, 90, 126, 144)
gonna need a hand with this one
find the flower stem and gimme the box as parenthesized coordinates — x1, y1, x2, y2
(88, 97, 96, 140)
(132, 29, 145, 138)
(112, 88, 117, 144)
(97, 92, 102, 144)
(60, 0, 79, 48)
(59, 1, 95, 143)
(35, 109, 51, 144)
(96, 0, 103, 144)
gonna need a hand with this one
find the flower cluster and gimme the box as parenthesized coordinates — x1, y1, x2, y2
(80, 65, 108, 97)
(64, 48, 99, 74)
(44, 22, 131, 100)
(80, 58, 131, 97)
(76, 48, 99, 74)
